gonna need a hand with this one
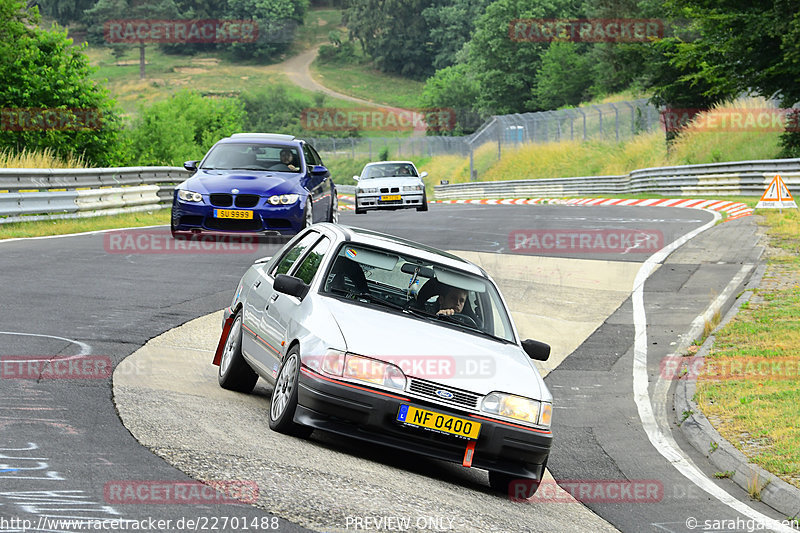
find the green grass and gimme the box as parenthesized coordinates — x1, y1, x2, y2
(310, 48, 425, 109)
(0, 210, 170, 239)
(695, 208, 800, 490)
(293, 9, 343, 51)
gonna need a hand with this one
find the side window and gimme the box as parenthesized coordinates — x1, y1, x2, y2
(292, 237, 331, 284)
(309, 144, 325, 167)
(271, 232, 320, 277)
(302, 144, 319, 167)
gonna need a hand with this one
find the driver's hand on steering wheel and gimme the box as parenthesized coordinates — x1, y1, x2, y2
(436, 308, 456, 316)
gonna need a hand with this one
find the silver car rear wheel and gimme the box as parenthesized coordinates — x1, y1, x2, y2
(218, 313, 258, 393)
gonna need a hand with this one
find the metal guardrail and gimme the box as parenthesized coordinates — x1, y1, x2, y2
(2, 158, 797, 224)
(434, 159, 800, 199)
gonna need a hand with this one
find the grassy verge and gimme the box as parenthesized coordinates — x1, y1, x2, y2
(310, 59, 425, 109)
(0, 210, 170, 240)
(695, 208, 800, 490)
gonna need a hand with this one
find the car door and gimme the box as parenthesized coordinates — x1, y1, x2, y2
(242, 231, 321, 378)
(262, 235, 332, 378)
(302, 143, 331, 222)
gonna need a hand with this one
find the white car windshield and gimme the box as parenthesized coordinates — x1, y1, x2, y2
(363, 163, 417, 178)
(322, 244, 516, 343)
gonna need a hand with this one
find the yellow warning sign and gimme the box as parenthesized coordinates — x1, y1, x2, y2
(756, 174, 797, 209)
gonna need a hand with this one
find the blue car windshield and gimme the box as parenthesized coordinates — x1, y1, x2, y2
(201, 143, 301, 173)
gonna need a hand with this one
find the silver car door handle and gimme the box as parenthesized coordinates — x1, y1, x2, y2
(270, 293, 279, 302)
(254, 280, 261, 288)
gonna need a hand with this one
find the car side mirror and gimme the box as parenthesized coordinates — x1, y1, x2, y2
(352, 175, 360, 181)
(274, 274, 309, 300)
(522, 339, 550, 361)
(420, 171, 428, 179)
(311, 165, 328, 176)
(184, 160, 198, 172)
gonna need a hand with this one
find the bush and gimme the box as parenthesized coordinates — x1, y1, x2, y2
(125, 91, 245, 166)
(0, 0, 125, 166)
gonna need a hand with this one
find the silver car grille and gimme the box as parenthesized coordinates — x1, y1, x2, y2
(407, 378, 480, 409)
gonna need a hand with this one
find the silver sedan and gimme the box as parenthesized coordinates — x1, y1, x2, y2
(212, 223, 552, 497)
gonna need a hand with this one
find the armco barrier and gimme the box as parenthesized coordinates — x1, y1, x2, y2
(0, 166, 188, 193)
(435, 159, 800, 199)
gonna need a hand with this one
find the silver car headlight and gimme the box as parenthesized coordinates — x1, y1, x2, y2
(359, 187, 379, 194)
(268, 194, 300, 205)
(402, 185, 423, 192)
(481, 392, 552, 428)
(317, 351, 406, 391)
(178, 190, 203, 202)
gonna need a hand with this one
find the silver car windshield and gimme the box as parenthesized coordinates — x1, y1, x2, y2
(322, 244, 516, 343)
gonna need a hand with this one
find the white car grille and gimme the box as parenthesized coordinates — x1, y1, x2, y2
(407, 378, 480, 409)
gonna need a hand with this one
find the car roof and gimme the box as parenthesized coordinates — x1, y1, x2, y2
(314, 223, 486, 277)
(229, 133, 296, 141)
(363, 161, 416, 167)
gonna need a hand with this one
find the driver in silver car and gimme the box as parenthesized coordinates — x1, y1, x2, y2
(436, 285, 467, 317)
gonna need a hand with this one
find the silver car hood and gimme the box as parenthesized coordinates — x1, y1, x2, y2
(321, 297, 548, 401)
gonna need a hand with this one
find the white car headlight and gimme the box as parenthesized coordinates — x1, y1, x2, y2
(481, 392, 551, 428)
(318, 351, 406, 391)
(268, 194, 300, 205)
(178, 190, 203, 202)
(402, 185, 423, 192)
(359, 187, 379, 194)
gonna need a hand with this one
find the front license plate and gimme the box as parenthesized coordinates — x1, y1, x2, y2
(379, 194, 401, 202)
(213, 209, 253, 219)
(396, 405, 481, 439)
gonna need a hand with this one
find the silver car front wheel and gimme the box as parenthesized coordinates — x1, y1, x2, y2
(268, 347, 312, 437)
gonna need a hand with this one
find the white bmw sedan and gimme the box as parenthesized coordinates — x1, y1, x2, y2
(212, 223, 553, 497)
(353, 161, 428, 214)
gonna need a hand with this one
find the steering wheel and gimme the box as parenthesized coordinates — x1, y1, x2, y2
(446, 313, 478, 328)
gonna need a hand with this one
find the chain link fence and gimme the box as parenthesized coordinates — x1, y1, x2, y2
(309, 99, 660, 179)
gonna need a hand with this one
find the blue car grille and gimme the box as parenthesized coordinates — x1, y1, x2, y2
(408, 378, 480, 409)
(210, 194, 233, 207)
(235, 195, 260, 208)
(205, 217, 262, 231)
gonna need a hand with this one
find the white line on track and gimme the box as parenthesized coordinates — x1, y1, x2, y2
(0, 331, 92, 355)
(631, 209, 794, 532)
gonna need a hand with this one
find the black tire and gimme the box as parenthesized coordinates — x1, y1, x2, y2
(328, 186, 339, 223)
(417, 191, 428, 212)
(489, 471, 542, 500)
(301, 197, 313, 229)
(268, 347, 312, 438)
(218, 312, 258, 393)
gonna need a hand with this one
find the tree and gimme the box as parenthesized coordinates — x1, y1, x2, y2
(84, 0, 180, 79)
(421, 0, 492, 71)
(225, 0, 308, 61)
(649, 0, 800, 151)
(126, 90, 244, 165)
(466, 0, 570, 114)
(343, 0, 437, 79)
(32, 0, 96, 25)
(533, 42, 593, 109)
(0, 0, 124, 165)
(420, 63, 483, 135)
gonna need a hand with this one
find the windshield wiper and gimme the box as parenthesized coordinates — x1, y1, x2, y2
(328, 288, 406, 312)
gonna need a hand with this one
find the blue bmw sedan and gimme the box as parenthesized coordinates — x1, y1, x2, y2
(171, 133, 338, 238)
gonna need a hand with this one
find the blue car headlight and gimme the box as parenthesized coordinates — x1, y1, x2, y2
(268, 194, 300, 205)
(178, 190, 203, 202)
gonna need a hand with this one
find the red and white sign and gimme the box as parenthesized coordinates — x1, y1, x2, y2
(756, 174, 797, 209)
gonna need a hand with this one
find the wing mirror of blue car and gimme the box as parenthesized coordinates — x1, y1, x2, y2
(522, 339, 550, 361)
(183, 160, 198, 172)
(274, 274, 309, 300)
(310, 165, 328, 176)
